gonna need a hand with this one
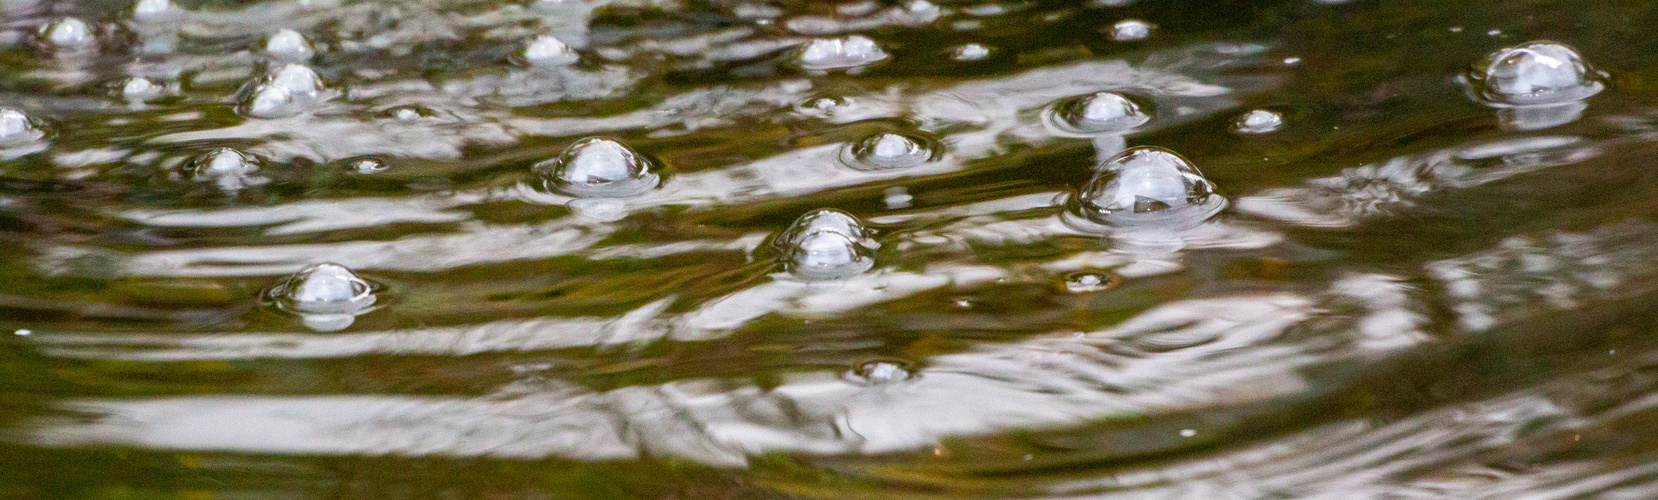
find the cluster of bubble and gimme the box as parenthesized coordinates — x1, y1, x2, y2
(237, 63, 328, 119)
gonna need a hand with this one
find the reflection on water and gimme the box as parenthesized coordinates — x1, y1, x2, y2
(5, 0, 1658, 498)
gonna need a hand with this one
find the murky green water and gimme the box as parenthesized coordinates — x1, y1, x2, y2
(5, 0, 1658, 498)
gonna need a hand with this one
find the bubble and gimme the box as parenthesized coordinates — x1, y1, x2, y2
(120, 77, 164, 103)
(796, 35, 889, 71)
(1076, 146, 1223, 224)
(265, 29, 314, 62)
(840, 132, 937, 171)
(38, 18, 94, 51)
(1109, 19, 1153, 41)
(890, 0, 942, 26)
(237, 64, 327, 119)
(1467, 40, 1603, 106)
(775, 209, 878, 280)
(950, 43, 992, 61)
(1046, 92, 1151, 135)
(187, 148, 266, 191)
(534, 137, 661, 198)
(1064, 271, 1120, 293)
(848, 360, 913, 385)
(523, 35, 579, 67)
(0, 109, 47, 146)
(133, 0, 175, 19)
(351, 158, 387, 174)
(268, 263, 379, 333)
(1233, 109, 1284, 134)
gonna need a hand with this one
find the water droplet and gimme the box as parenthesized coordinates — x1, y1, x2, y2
(1109, 19, 1153, 41)
(237, 64, 327, 118)
(797, 35, 889, 71)
(269, 263, 379, 332)
(1076, 146, 1223, 224)
(841, 132, 936, 171)
(950, 43, 992, 61)
(523, 35, 579, 67)
(534, 137, 661, 198)
(38, 18, 94, 51)
(134, 0, 176, 19)
(1233, 109, 1284, 134)
(1064, 271, 1120, 293)
(775, 209, 878, 280)
(0, 109, 47, 146)
(120, 77, 164, 103)
(1467, 40, 1603, 106)
(265, 29, 314, 62)
(1047, 92, 1151, 135)
(850, 360, 913, 384)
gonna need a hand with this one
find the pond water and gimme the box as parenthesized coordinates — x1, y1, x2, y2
(4, 0, 1658, 498)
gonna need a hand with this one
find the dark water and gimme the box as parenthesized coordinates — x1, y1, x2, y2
(5, 0, 1658, 498)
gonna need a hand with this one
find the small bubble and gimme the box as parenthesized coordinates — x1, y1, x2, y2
(120, 77, 164, 103)
(841, 132, 936, 171)
(891, 0, 942, 26)
(949, 43, 992, 61)
(1283, 56, 1302, 65)
(534, 137, 661, 198)
(954, 298, 972, 308)
(775, 209, 878, 280)
(237, 64, 327, 119)
(1466, 40, 1603, 107)
(38, 18, 94, 51)
(1449, 26, 1464, 33)
(1064, 271, 1120, 293)
(1109, 19, 1154, 41)
(265, 29, 314, 62)
(523, 35, 579, 67)
(1487, 29, 1502, 36)
(797, 35, 889, 71)
(13, 329, 30, 336)
(133, 0, 175, 19)
(188, 148, 265, 191)
(1046, 92, 1151, 135)
(0, 109, 47, 146)
(1180, 429, 1196, 437)
(351, 158, 386, 174)
(850, 360, 913, 384)
(1075, 146, 1223, 224)
(268, 263, 379, 332)
(1232, 109, 1284, 134)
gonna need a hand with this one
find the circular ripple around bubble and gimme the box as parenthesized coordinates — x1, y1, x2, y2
(1043, 92, 1152, 136)
(1073, 146, 1225, 227)
(775, 209, 879, 280)
(534, 137, 662, 198)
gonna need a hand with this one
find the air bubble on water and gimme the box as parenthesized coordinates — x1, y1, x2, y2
(13, 329, 31, 336)
(0, 109, 47, 146)
(38, 18, 94, 51)
(950, 43, 992, 61)
(1064, 271, 1119, 293)
(1466, 40, 1603, 107)
(188, 148, 265, 191)
(265, 29, 314, 62)
(351, 158, 386, 174)
(1233, 109, 1284, 134)
(883, 186, 913, 209)
(237, 64, 326, 119)
(775, 209, 879, 280)
(1109, 19, 1153, 41)
(534, 137, 661, 198)
(120, 77, 164, 103)
(890, 0, 942, 26)
(1075, 146, 1224, 226)
(849, 360, 913, 385)
(796, 35, 889, 71)
(133, 0, 176, 20)
(1045, 92, 1151, 136)
(840, 132, 937, 171)
(268, 263, 379, 333)
(523, 35, 579, 67)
